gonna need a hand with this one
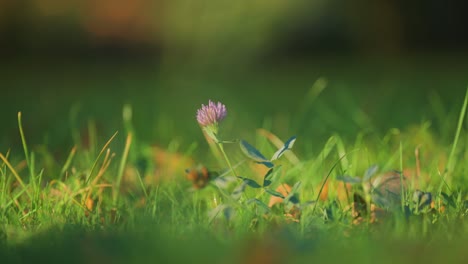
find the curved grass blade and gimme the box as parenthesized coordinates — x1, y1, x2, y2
(447, 87, 468, 173)
(312, 149, 358, 215)
(18, 112, 35, 188)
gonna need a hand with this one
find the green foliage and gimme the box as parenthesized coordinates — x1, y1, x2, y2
(0, 85, 467, 263)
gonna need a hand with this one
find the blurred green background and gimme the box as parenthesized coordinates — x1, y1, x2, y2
(1, 2, 468, 262)
(1, 0, 467, 151)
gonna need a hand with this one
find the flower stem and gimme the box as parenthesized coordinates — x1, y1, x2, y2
(217, 143, 238, 177)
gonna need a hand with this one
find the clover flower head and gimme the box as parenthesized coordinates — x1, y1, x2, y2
(196, 100, 227, 127)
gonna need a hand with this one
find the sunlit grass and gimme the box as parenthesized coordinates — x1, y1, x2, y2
(0, 84, 467, 263)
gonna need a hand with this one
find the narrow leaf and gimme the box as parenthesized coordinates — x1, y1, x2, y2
(231, 181, 247, 200)
(239, 140, 269, 162)
(213, 176, 237, 189)
(263, 179, 272, 187)
(264, 165, 283, 188)
(336, 175, 362, 184)
(263, 168, 274, 180)
(363, 165, 379, 181)
(247, 198, 271, 213)
(257, 161, 274, 168)
(265, 188, 285, 199)
(284, 181, 301, 204)
(262, 168, 274, 187)
(271, 135, 297, 160)
(238, 177, 261, 188)
(208, 204, 234, 222)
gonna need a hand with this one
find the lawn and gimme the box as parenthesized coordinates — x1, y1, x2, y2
(0, 58, 468, 263)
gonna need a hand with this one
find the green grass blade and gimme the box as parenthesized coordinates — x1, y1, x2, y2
(311, 149, 357, 215)
(60, 146, 77, 178)
(18, 112, 35, 188)
(135, 169, 148, 199)
(399, 141, 405, 211)
(0, 153, 32, 200)
(113, 133, 133, 205)
(447, 87, 468, 173)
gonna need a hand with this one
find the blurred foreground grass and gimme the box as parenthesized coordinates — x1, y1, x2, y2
(0, 57, 467, 263)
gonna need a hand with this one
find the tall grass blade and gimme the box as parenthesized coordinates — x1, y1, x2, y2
(135, 169, 148, 199)
(114, 133, 133, 205)
(18, 112, 35, 188)
(399, 141, 405, 211)
(60, 146, 77, 178)
(311, 149, 356, 215)
(85, 131, 118, 185)
(447, 87, 468, 173)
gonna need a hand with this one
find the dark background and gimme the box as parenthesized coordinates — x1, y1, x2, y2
(2, 0, 468, 58)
